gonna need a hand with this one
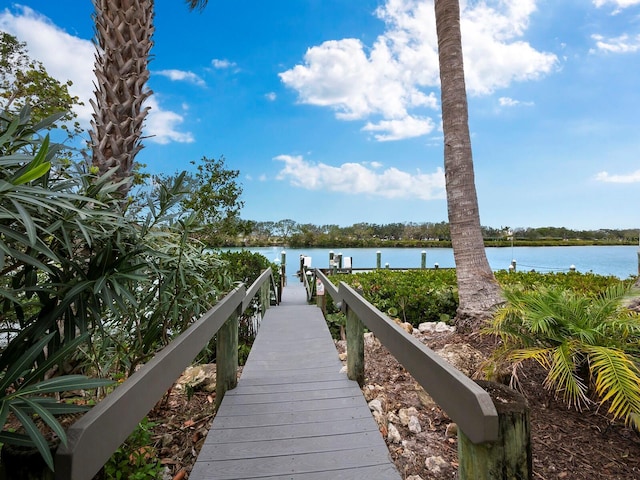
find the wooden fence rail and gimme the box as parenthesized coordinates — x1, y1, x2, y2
(54, 269, 277, 480)
(313, 268, 531, 479)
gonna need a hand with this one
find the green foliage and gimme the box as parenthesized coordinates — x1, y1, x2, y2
(334, 269, 459, 325)
(0, 108, 238, 470)
(0, 32, 81, 136)
(484, 284, 640, 428)
(161, 156, 243, 245)
(495, 270, 630, 296)
(103, 417, 163, 480)
(0, 332, 113, 471)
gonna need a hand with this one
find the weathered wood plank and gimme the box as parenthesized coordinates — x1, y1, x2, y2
(203, 417, 379, 444)
(210, 406, 373, 429)
(198, 432, 388, 459)
(191, 447, 395, 480)
(191, 282, 401, 480)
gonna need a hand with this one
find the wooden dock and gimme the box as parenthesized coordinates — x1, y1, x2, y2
(190, 282, 401, 479)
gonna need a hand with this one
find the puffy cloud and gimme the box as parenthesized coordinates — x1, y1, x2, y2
(0, 6, 195, 144)
(362, 116, 435, 141)
(280, 0, 557, 141)
(594, 169, 640, 183)
(0, 6, 95, 123)
(144, 97, 194, 145)
(274, 154, 445, 200)
(591, 33, 640, 53)
(265, 92, 277, 101)
(211, 58, 237, 69)
(155, 69, 205, 86)
(499, 97, 534, 107)
(593, 0, 640, 11)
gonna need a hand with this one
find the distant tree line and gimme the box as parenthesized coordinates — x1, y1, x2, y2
(211, 219, 639, 248)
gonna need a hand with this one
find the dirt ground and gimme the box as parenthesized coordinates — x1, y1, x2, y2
(148, 328, 640, 480)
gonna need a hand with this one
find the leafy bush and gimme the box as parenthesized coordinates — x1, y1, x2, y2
(103, 417, 162, 480)
(495, 270, 630, 296)
(484, 284, 640, 428)
(334, 269, 458, 325)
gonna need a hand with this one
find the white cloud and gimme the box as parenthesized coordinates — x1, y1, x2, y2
(0, 6, 194, 144)
(280, 0, 556, 141)
(212, 58, 237, 69)
(362, 116, 435, 141)
(591, 33, 640, 53)
(265, 92, 277, 101)
(593, 0, 640, 12)
(274, 154, 445, 200)
(595, 169, 640, 183)
(0, 5, 95, 123)
(499, 97, 534, 107)
(155, 69, 205, 86)
(144, 96, 194, 145)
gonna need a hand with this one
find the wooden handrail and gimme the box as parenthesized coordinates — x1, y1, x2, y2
(55, 269, 276, 480)
(314, 269, 498, 444)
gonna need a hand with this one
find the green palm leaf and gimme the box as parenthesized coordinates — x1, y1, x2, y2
(585, 345, 640, 428)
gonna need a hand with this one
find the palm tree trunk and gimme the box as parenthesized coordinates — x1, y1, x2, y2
(434, 0, 502, 328)
(90, 0, 155, 197)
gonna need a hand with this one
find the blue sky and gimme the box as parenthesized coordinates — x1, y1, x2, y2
(1, 0, 639, 230)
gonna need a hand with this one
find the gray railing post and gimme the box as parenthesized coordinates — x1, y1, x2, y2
(216, 304, 241, 409)
(421, 250, 426, 269)
(376, 251, 381, 269)
(458, 381, 532, 480)
(345, 304, 365, 387)
(281, 250, 286, 286)
(260, 281, 269, 316)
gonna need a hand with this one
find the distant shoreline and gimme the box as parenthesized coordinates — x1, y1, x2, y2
(217, 239, 639, 249)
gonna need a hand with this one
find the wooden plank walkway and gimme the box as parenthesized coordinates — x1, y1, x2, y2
(190, 281, 401, 480)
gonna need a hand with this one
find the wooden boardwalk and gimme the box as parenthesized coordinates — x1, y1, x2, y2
(190, 282, 401, 480)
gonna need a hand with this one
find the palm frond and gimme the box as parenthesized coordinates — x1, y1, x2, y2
(585, 345, 640, 427)
(545, 342, 590, 409)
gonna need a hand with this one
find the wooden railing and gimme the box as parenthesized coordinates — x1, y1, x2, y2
(313, 268, 531, 479)
(55, 269, 278, 480)
(314, 268, 498, 442)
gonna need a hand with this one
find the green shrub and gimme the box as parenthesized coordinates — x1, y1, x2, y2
(334, 269, 458, 325)
(103, 417, 163, 480)
(484, 284, 640, 428)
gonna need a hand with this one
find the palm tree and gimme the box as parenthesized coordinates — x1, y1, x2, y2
(433, 0, 502, 328)
(90, 0, 209, 197)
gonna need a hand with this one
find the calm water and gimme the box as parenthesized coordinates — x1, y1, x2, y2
(228, 245, 640, 280)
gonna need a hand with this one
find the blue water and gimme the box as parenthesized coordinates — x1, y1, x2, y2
(224, 245, 639, 281)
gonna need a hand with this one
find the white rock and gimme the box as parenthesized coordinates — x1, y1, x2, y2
(435, 321, 455, 333)
(425, 455, 449, 474)
(387, 423, 401, 444)
(435, 343, 485, 377)
(418, 322, 436, 333)
(387, 411, 400, 424)
(368, 399, 384, 415)
(445, 422, 458, 437)
(398, 407, 419, 426)
(408, 416, 422, 434)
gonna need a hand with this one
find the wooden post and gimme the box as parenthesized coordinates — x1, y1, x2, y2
(216, 307, 240, 409)
(281, 250, 286, 286)
(458, 380, 531, 480)
(260, 282, 269, 316)
(346, 305, 365, 387)
(421, 250, 426, 269)
(299, 255, 304, 282)
(376, 251, 381, 269)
